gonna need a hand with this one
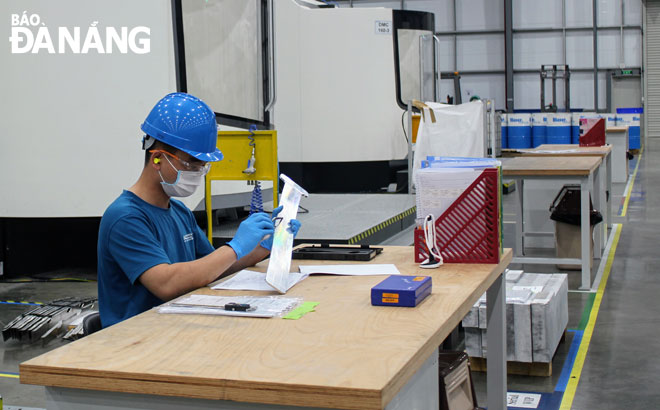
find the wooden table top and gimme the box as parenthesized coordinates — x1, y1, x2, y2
(606, 126, 628, 132)
(515, 144, 612, 157)
(20, 246, 512, 410)
(502, 155, 602, 176)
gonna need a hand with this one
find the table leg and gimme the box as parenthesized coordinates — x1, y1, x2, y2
(515, 178, 524, 257)
(580, 175, 592, 290)
(487, 271, 507, 410)
(594, 163, 603, 257)
(607, 152, 612, 228)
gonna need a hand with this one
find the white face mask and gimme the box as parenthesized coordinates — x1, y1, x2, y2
(158, 155, 204, 197)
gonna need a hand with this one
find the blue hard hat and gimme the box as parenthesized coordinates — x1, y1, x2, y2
(141, 92, 223, 162)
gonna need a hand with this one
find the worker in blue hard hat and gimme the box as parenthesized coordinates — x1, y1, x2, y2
(97, 92, 301, 328)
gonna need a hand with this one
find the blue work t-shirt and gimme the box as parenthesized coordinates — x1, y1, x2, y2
(97, 190, 215, 328)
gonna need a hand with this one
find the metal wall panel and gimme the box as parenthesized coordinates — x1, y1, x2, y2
(513, 32, 563, 70)
(645, 1, 660, 137)
(457, 35, 505, 71)
(625, 0, 643, 24)
(513, 0, 563, 29)
(598, 0, 621, 26)
(566, 31, 595, 68)
(456, 0, 504, 30)
(566, 0, 593, 27)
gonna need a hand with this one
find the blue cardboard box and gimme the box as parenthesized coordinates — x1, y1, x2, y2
(371, 275, 432, 307)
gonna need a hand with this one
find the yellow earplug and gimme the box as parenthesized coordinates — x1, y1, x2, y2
(154, 158, 160, 164)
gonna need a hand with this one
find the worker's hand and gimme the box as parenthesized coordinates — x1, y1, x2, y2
(271, 205, 283, 220)
(260, 206, 302, 251)
(288, 219, 301, 237)
(227, 213, 274, 260)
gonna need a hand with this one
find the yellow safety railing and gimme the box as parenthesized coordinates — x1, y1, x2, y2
(205, 130, 279, 243)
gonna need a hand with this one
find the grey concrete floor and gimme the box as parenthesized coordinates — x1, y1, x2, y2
(566, 140, 660, 410)
(0, 142, 655, 409)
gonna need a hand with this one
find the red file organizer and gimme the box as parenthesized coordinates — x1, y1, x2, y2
(579, 117, 606, 147)
(414, 167, 501, 264)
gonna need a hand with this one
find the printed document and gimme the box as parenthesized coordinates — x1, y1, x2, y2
(298, 264, 400, 276)
(210, 269, 308, 292)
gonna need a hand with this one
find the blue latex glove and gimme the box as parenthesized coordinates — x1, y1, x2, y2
(260, 205, 302, 251)
(227, 213, 274, 260)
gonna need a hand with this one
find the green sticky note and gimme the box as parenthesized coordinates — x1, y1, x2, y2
(282, 301, 319, 320)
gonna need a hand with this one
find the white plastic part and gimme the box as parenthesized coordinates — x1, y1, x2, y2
(266, 174, 309, 293)
(243, 151, 257, 175)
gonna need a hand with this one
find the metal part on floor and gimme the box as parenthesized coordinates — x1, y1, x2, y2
(211, 194, 417, 246)
(2, 297, 96, 343)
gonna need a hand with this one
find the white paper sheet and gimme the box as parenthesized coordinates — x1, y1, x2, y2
(414, 167, 482, 221)
(210, 269, 308, 292)
(507, 392, 541, 408)
(298, 264, 401, 276)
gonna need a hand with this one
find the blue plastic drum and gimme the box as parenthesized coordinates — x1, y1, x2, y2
(500, 114, 508, 149)
(571, 113, 582, 144)
(531, 113, 547, 147)
(507, 114, 532, 148)
(617, 114, 641, 149)
(547, 113, 572, 144)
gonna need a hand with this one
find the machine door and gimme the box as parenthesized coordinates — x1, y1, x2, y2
(393, 10, 437, 109)
(173, 0, 275, 128)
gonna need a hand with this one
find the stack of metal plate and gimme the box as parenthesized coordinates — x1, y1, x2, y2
(2, 297, 96, 343)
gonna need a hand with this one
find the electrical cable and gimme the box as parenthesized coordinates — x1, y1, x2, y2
(249, 182, 264, 215)
(247, 124, 257, 149)
(420, 214, 443, 268)
(401, 110, 409, 144)
(246, 124, 265, 214)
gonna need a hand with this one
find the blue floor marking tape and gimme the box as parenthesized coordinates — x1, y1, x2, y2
(538, 392, 564, 410)
(555, 330, 583, 392)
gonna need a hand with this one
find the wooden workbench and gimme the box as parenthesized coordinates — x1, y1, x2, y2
(516, 144, 612, 157)
(502, 156, 602, 290)
(506, 144, 613, 248)
(21, 246, 512, 410)
(502, 155, 601, 176)
(605, 127, 630, 183)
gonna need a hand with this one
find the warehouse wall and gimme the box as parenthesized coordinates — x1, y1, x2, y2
(346, 0, 642, 111)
